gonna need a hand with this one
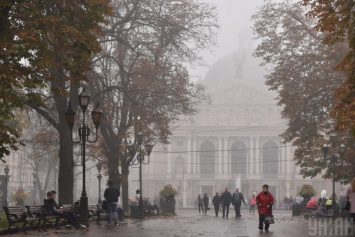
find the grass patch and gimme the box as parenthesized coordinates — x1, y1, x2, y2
(0, 212, 8, 228)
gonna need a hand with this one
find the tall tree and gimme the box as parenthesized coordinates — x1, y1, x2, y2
(2, 0, 111, 204)
(300, 0, 355, 136)
(90, 0, 218, 210)
(23, 111, 59, 202)
(252, 1, 355, 183)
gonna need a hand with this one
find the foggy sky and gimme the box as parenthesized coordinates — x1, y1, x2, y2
(190, 0, 268, 86)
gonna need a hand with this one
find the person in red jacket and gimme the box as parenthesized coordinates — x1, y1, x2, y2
(256, 184, 274, 232)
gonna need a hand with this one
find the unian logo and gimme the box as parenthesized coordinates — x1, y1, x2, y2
(308, 218, 354, 236)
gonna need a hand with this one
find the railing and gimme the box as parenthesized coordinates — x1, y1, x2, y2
(262, 174, 278, 179)
(229, 174, 247, 179)
(199, 174, 215, 179)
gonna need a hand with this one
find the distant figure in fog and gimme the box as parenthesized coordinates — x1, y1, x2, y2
(232, 188, 245, 218)
(197, 194, 204, 213)
(250, 194, 256, 214)
(212, 192, 221, 217)
(135, 189, 140, 202)
(203, 193, 209, 215)
(221, 187, 232, 218)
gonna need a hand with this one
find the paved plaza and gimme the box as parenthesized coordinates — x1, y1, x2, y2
(1, 209, 352, 237)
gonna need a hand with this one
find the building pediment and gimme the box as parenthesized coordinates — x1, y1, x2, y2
(207, 80, 277, 106)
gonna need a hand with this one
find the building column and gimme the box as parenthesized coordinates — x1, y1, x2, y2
(187, 136, 192, 174)
(278, 144, 282, 174)
(167, 143, 172, 176)
(183, 177, 187, 207)
(255, 137, 260, 174)
(218, 137, 223, 174)
(249, 137, 254, 174)
(286, 144, 291, 174)
(192, 137, 197, 174)
(223, 137, 229, 174)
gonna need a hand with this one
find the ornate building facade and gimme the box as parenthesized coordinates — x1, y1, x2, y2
(141, 78, 341, 208)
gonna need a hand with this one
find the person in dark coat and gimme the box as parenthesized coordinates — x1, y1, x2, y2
(197, 194, 204, 213)
(256, 184, 274, 232)
(44, 191, 84, 229)
(212, 192, 222, 217)
(104, 180, 120, 225)
(220, 187, 232, 218)
(232, 188, 245, 218)
(203, 193, 209, 215)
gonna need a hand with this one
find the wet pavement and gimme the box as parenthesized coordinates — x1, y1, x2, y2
(0, 209, 347, 237)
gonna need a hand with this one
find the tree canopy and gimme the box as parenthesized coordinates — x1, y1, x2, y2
(90, 0, 218, 210)
(301, 0, 355, 136)
(252, 1, 355, 183)
(1, 0, 111, 203)
(0, 0, 111, 164)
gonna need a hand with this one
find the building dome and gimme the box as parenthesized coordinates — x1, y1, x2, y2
(202, 50, 266, 89)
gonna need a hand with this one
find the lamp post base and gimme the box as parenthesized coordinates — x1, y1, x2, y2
(138, 199, 145, 219)
(79, 195, 89, 226)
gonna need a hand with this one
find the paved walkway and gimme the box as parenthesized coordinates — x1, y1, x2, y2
(0, 209, 348, 237)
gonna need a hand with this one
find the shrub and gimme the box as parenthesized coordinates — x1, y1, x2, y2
(159, 184, 178, 200)
(298, 184, 316, 200)
(11, 189, 28, 205)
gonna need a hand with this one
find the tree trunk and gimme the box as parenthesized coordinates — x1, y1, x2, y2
(99, 120, 122, 200)
(107, 152, 120, 184)
(106, 139, 120, 188)
(56, 96, 74, 205)
(121, 164, 130, 212)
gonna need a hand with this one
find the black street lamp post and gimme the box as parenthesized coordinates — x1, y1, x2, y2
(65, 89, 103, 226)
(321, 139, 346, 216)
(4, 165, 10, 207)
(127, 133, 154, 218)
(96, 162, 103, 204)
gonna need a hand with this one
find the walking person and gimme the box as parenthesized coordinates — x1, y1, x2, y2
(256, 184, 274, 232)
(221, 187, 232, 218)
(135, 189, 140, 203)
(283, 196, 289, 210)
(346, 177, 355, 226)
(197, 194, 204, 213)
(203, 193, 209, 215)
(104, 180, 120, 226)
(232, 188, 245, 218)
(249, 194, 256, 214)
(288, 195, 294, 210)
(212, 192, 221, 217)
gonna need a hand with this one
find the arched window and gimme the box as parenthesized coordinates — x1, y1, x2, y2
(199, 141, 215, 174)
(262, 141, 278, 174)
(231, 141, 247, 174)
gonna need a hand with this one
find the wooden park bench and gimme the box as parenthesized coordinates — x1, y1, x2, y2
(25, 205, 61, 230)
(144, 204, 160, 215)
(63, 204, 101, 223)
(3, 206, 42, 234)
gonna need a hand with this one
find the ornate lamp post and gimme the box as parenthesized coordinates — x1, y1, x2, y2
(321, 138, 346, 216)
(127, 133, 154, 218)
(96, 161, 103, 204)
(4, 165, 10, 207)
(65, 88, 103, 226)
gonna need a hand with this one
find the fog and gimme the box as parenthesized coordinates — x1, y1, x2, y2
(190, 0, 268, 88)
